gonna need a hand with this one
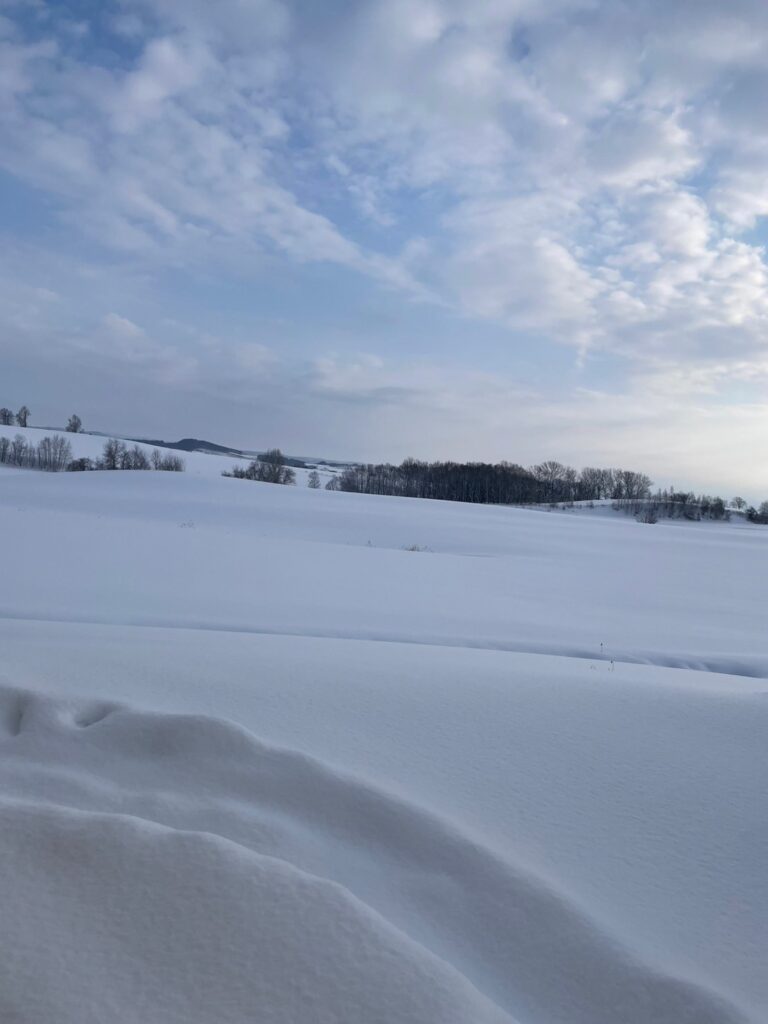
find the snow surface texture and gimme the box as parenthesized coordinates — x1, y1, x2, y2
(0, 456, 766, 1022)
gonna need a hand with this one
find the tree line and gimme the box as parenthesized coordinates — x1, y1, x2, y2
(324, 459, 653, 505)
(0, 434, 184, 473)
(0, 433, 72, 471)
(5, 401, 766, 517)
(614, 490, 728, 522)
(72, 439, 185, 472)
(321, 458, 768, 524)
(613, 490, 768, 523)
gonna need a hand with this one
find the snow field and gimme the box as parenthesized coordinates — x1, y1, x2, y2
(0, 443, 766, 1022)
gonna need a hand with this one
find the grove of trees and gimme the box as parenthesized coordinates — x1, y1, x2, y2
(327, 459, 652, 506)
(0, 433, 184, 473)
(614, 490, 729, 521)
(0, 433, 72, 471)
(224, 449, 296, 485)
(90, 438, 184, 472)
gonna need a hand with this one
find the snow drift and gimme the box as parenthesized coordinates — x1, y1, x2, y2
(0, 685, 750, 1024)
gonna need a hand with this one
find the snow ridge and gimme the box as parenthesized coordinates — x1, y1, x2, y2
(0, 684, 748, 1024)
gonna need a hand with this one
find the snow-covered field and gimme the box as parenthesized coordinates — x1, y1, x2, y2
(0, 431, 766, 1023)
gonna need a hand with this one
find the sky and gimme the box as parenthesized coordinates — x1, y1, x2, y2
(1, 0, 768, 496)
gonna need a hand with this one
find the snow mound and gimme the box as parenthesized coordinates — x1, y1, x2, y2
(0, 685, 747, 1024)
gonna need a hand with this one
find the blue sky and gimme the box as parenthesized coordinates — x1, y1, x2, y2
(1, 0, 768, 494)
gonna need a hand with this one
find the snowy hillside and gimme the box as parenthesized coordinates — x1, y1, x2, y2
(0, 424, 338, 484)
(0, 457, 766, 1023)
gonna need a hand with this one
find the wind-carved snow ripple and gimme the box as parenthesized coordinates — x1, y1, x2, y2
(0, 685, 750, 1024)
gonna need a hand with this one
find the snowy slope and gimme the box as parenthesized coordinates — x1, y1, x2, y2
(0, 424, 335, 484)
(0, 461, 766, 1023)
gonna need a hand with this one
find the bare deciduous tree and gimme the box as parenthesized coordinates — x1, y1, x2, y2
(16, 406, 30, 427)
(66, 414, 83, 433)
(0, 408, 14, 426)
(100, 438, 126, 469)
(158, 452, 185, 472)
(9, 434, 28, 466)
(36, 434, 72, 472)
(119, 444, 151, 470)
(307, 470, 321, 488)
(96, 438, 183, 472)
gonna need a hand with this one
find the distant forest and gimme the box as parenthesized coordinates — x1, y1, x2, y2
(328, 459, 651, 504)
(327, 459, 768, 523)
(4, 401, 767, 522)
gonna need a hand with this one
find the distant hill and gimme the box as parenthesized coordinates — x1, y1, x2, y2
(132, 437, 248, 458)
(126, 436, 351, 470)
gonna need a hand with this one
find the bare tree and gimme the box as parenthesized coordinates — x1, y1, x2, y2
(100, 438, 126, 469)
(731, 497, 747, 510)
(148, 447, 185, 471)
(36, 434, 72, 472)
(9, 434, 28, 466)
(16, 406, 30, 428)
(616, 470, 652, 500)
(307, 470, 321, 488)
(66, 414, 83, 433)
(0, 408, 14, 426)
(259, 449, 296, 484)
(157, 452, 185, 471)
(120, 444, 151, 470)
(531, 461, 567, 502)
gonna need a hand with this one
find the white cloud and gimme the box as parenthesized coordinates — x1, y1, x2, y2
(2, 1, 768, 490)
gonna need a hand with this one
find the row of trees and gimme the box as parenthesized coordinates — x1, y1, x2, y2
(323, 460, 768, 523)
(71, 439, 185, 472)
(224, 452, 328, 488)
(615, 490, 729, 522)
(0, 406, 83, 432)
(0, 434, 184, 473)
(0, 433, 72, 471)
(324, 459, 653, 505)
(616, 492, 768, 523)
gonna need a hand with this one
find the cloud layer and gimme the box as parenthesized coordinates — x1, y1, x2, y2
(1, 1, 768, 492)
